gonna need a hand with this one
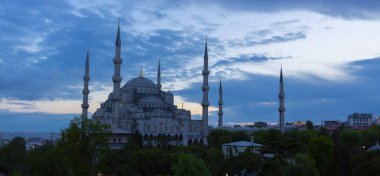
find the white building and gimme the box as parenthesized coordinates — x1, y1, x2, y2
(26, 138, 45, 151)
(348, 113, 373, 126)
(222, 138, 262, 157)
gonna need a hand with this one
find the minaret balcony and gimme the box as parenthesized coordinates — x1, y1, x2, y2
(278, 107, 286, 112)
(81, 104, 89, 108)
(218, 112, 223, 116)
(82, 89, 90, 94)
(202, 70, 210, 76)
(113, 76, 122, 82)
(83, 76, 90, 81)
(201, 101, 209, 106)
(113, 58, 123, 64)
(202, 85, 209, 91)
(278, 94, 285, 98)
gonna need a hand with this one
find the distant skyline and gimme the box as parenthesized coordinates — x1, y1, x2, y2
(1, 0, 380, 131)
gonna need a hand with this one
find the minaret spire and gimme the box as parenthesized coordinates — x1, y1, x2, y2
(139, 66, 143, 78)
(115, 20, 121, 47)
(111, 22, 123, 127)
(81, 49, 90, 120)
(157, 58, 161, 90)
(278, 66, 285, 134)
(201, 37, 210, 144)
(218, 77, 223, 128)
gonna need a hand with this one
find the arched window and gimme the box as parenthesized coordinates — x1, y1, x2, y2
(149, 134, 153, 141)
(144, 134, 148, 141)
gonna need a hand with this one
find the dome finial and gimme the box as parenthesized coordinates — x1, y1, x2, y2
(139, 66, 143, 78)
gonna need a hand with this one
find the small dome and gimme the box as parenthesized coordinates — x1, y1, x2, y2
(139, 96, 164, 104)
(123, 77, 156, 89)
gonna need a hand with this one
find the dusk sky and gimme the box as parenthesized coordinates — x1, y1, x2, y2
(1, 0, 380, 132)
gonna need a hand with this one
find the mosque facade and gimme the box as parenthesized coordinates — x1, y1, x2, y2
(80, 24, 223, 148)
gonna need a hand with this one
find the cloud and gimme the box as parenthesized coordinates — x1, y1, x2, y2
(250, 101, 278, 107)
(3, 0, 379, 103)
(173, 95, 218, 116)
(212, 0, 380, 20)
(2, 0, 380, 131)
(0, 98, 82, 114)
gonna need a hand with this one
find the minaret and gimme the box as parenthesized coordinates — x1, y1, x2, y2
(201, 38, 210, 143)
(139, 66, 143, 78)
(278, 66, 285, 134)
(81, 49, 90, 121)
(218, 77, 223, 128)
(157, 58, 161, 90)
(111, 23, 123, 127)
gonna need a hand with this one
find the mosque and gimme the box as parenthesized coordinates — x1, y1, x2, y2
(80, 24, 224, 148)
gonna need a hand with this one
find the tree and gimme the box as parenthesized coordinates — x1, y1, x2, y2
(297, 129, 319, 152)
(319, 127, 330, 136)
(284, 153, 319, 176)
(56, 117, 110, 175)
(339, 129, 363, 153)
(0, 137, 26, 175)
(306, 120, 314, 130)
(259, 159, 281, 176)
(231, 131, 249, 142)
(307, 136, 333, 175)
(172, 153, 211, 176)
(352, 150, 380, 176)
(207, 129, 232, 148)
(130, 149, 175, 175)
(329, 129, 363, 176)
(205, 148, 224, 175)
(361, 125, 380, 148)
(27, 144, 69, 176)
(224, 152, 262, 175)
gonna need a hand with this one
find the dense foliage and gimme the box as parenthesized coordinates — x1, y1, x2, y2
(1, 120, 380, 176)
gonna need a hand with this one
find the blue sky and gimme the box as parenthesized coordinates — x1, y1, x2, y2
(1, 0, 380, 132)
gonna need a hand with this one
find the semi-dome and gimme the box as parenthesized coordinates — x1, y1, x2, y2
(123, 77, 157, 88)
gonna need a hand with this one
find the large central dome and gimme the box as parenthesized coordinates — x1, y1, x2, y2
(123, 77, 157, 88)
